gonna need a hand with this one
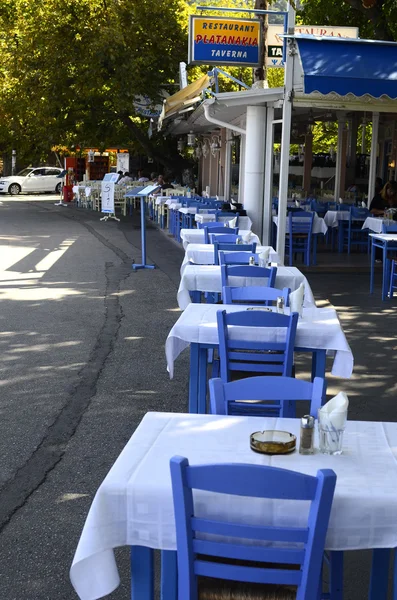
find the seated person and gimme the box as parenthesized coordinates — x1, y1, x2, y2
(137, 170, 149, 182)
(117, 172, 133, 185)
(370, 180, 397, 215)
(156, 174, 174, 192)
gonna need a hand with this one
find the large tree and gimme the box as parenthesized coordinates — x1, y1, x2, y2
(0, 0, 190, 168)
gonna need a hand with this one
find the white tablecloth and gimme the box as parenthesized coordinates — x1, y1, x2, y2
(195, 214, 253, 229)
(166, 303, 353, 379)
(324, 211, 351, 227)
(273, 215, 328, 235)
(154, 196, 169, 206)
(181, 244, 281, 272)
(362, 217, 389, 233)
(71, 411, 397, 600)
(177, 265, 316, 310)
(180, 229, 261, 250)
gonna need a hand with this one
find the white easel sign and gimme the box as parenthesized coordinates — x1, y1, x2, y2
(101, 181, 115, 214)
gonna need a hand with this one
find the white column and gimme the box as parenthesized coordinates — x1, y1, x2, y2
(224, 129, 233, 201)
(238, 134, 246, 205)
(368, 112, 379, 207)
(262, 105, 274, 246)
(242, 105, 267, 237)
(334, 115, 345, 201)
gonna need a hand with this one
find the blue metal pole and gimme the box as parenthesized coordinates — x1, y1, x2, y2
(132, 196, 155, 270)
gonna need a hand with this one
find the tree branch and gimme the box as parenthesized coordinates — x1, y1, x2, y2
(344, 0, 394, 40)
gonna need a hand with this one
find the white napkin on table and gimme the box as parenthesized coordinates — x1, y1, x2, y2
(289, 282, 304, 317)
(338, 197, 343, 204)
(318, 392, 349, 430)
(259, 248, 270, 266)
(295, 200, 300, 208)
(228, 216, 237, 228)
(362, 201, 367, 208)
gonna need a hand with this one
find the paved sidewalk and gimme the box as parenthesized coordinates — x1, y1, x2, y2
(0, 200, 395, 599)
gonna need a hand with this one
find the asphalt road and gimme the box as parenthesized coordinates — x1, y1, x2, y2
(0, 196, 395, 599)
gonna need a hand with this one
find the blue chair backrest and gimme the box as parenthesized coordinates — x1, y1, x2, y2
(310, 200, 327, 214)
(219, 251, 259, 265)
(350, 206, 369, 220)
(213, 243, 257, 265)
(382, 223, 397, 233)
(221, 264, 277, 289)
(198, 221, 226, 229)
(170, 456, 336, 600)
(222, 285, 290, 307)
(209, 233, 240, 245)
(216, 309, 298, 379)
(288, 211, 314, 235)
(204, 227, 239, 243)
(337, 203, 351, 211)
(209, 375, 325, 417)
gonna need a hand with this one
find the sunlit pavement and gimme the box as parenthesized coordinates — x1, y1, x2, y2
(0, 198, 394, 599)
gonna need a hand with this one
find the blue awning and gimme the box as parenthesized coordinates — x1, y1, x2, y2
(294, 36, 397, 99)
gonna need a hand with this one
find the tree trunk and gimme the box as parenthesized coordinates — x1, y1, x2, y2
(253, 0, 268, 85)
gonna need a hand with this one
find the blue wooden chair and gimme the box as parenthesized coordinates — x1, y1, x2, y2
(219, 251, 259, 265)
(198, 221, 226, 229)
(170, 456, 337, 600)
(221, 264, 277, 289)
(382, 223, 397, 233)
(337, 203, 351, 211)
(209, 233, 240, 245)
(285, 212, 315, 267)
(217, 309, 298, 380)
(209, 375, 325, 418)
(389, 259, 397, 298)
(214, 243, 257, 265)
(345, 207, 370, 254)
(204, 227, 239, 244)
(222, 285, 290, 307)
(310, 200, 328, 217)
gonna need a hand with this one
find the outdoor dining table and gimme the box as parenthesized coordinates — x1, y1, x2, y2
(194, 213, 253, 229)
(70, 411, 397, 600)
(181, 244, 281, 273)
(180, 228, 261, 250)
(165, 303, 353, 414)
(324, 210, 367, 252)
(369, 233, 397, 300)
(177, 264, 316, 310)
(273, 214, 328, 235)
(362, 216, 391, 234)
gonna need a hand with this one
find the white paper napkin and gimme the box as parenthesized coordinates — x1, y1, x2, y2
(289, 282, 304, 317)
(259, 248, 270, 267)
(361, 201, 366, 208)
(228, 216, 237, 228)
(318, 391, 349, 430)
(295, 200, 300, 207)
(338, 197, 343, 204)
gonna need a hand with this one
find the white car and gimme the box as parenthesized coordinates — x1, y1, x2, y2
(0, 167, 63, 195)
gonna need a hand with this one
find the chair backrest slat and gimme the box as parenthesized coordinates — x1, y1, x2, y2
(382, 223, 397, 233)
(209, 233, 240, 245)
(209, 375, 325, 417)
(222, 284, 289, 306)
(219, 251, 259, 265)
(204, 226, 239, 243)
(221, 265, 277, 290)
(171, 456, 337, 599)
(214, 243, 257, 264)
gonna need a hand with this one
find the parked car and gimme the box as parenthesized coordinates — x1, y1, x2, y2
(0, 167, 63, 195)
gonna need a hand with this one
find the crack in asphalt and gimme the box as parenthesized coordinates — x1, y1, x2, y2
(0, 205, 132, 532)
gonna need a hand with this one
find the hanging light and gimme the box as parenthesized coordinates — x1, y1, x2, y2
(177, 138, 185, 153)
(210, 135, 221, 157)
(187, 131, 196, 147)
(201, 139, 210, 158)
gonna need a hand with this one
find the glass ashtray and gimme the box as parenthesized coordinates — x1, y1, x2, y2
(250, 430, 296, 455)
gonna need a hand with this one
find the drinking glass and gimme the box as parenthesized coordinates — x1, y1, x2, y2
(318, 409, 347, 455)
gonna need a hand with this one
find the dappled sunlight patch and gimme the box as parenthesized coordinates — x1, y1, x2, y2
(8, 340, 81, 353)
(164, 307, 182, 312)
(124, 336, 143, 341)
(110, 290, 136, 297)
(0, 287, 83, 301)
(56, 493, 90, 503)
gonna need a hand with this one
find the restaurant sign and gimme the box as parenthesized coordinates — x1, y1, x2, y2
(267, 25, 359, 67)
(189, 16, 262, 67)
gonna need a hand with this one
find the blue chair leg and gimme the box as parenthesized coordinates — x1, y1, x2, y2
(390, 260, 396, 298)
(370, 548, 390, 600)
(161, 550, 177, 600)
(130, 546, 154, 600)
(329, 551, 343, 600)
(312, 235, 318, 266)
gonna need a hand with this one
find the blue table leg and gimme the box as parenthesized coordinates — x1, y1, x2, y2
(161, 550, 177, 600)
(382, 243, 388, 301)
(329, 551, 343, 600)
(189, 344, 199, 413)
(370, 548, 390, 600)
(198, 345, 208, 414)
(370, 237, 375, 294)
(338, 222, 344, 253)
(130, 546, 154, 600)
